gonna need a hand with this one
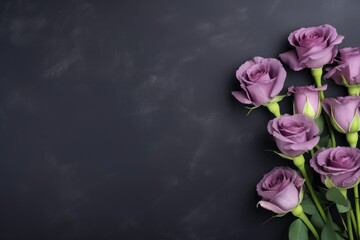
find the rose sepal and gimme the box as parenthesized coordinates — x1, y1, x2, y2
(341, 76, 360, 96)
(346, 132, 359, 148)
(244, 95, 286, 117)
(302, 97, 316, 119)
(244, 105, 261, 116)
(269, 150, 295, 161)
(349, 112, 360, 133)
(264, 95, 286, 117)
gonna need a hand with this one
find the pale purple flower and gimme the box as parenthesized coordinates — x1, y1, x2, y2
(256, 166, 305, 214)
(267, 114, 320, 157)
(288, 85, 327, 118)
(310, 147, 360, 188)
(232, 57, 286, 106)
(325, 47, 360, 85)
(322, 96, 360, 133)
(280, 24, 344, 70)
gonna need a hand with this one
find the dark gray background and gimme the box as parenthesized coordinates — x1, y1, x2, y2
(0, 0, 356, 239)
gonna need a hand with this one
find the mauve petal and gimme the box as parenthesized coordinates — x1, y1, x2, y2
(279, 51, 304, 71)
(253, 56, 265, 64)
(331, 99, 360, 131)
(324, 65, 344, 85)
(270, 65, 286, 98)
(344, 53, 360, 80)
(236, 59, 257, 81)
(231, 91, 252, 105)
(297, 44, 327, 60)
(323, 164, 357, 174)
(310, 153, 323, 173)
(286, 131, 307, 143)
(321, 98, 333, 116)
(246, 64, 271, 83)
(267, 119, 275, 135)
(289, 136, 320, 152)
(303, 50, 334, 69)
(272, 131, 296, 144)
(330, 170, 359, 188)
(270, 183, 301, 212)
(343, 168, 360, 187)
(333, 35, 345, 45)
(275, 139, 303, 157)
(306, 45, 333, 60)
(354, 75, 360, 84)
(246, 82, 273, 105)
(257, 200, 287, 214)
(259, 190, 279, 201)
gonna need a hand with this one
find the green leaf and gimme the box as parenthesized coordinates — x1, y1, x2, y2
(315, 115, 324, 134)
(321, 214, 341, 240)
(289, 219, 308, 240)
(336, 202, 351, 213)
(310, 211, 325, 229)
(301, 195, 317, 215)
(325, 188, 348, 207)
(317, 135, 330, 148)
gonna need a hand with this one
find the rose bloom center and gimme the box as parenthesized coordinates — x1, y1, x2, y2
(330, 151, 356, 168)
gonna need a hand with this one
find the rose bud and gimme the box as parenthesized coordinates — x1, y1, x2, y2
(267, 114, 320, 157)
(279, 24, 344, 71)
(324, 47, 360, 95)
(232, 56, 286, 106)
(322, 96, 360, 134)
(322, 96, 360, 147)
(310, 147, 360, 188)
(256, 166, 305, 214)
(288, 85, 327, 119)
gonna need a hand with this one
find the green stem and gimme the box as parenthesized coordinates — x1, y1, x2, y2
(351, 210, 358, 238)
(325, 115, 337, 147)
(312, 67, 325, 100)
(348, 86, 360, 96)
(348, 211, 355, 240)
(310, 149, 314, 158)
(311, 68, 337, 147)
(292, 205, 320, 240)
(354, 185, 360, 238)
(293, 155, 327, 222)
(266, 102, 281, 118)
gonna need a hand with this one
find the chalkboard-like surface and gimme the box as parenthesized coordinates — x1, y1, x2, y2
(0, 0, 358, 239)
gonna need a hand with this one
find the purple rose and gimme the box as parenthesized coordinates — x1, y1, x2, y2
(325, 47, 360, 86)
(322, 96, 360, 133)
(279, 24, 344, 71)
(288, 85, 327, 119)
(256, 166, 304, 214)
(267, 114, 320, 157)
(232, 57, 286, 106)
(310, 147, 360, 188)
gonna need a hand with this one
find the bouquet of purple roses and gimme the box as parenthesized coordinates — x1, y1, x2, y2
(233, 24, 360, 240)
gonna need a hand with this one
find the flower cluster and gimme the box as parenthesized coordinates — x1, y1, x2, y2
(233, 24, 360, 240)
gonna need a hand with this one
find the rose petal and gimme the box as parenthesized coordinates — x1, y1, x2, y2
(279, 50, 304, 71)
